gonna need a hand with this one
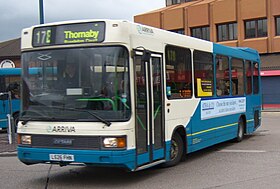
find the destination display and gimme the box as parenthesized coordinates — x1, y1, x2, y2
(32, 22, 105, 47)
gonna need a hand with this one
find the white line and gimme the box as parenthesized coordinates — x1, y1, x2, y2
(218, 149, 266, 153)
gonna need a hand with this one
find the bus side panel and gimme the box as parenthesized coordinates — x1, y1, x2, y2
(0, 99, 20, 129)
(0, 99, 8, 128)
(246, 94, 262, 134)
(187, 100, 245, 153)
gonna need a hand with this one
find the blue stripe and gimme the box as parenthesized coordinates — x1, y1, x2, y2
(18, 147, 136, 170)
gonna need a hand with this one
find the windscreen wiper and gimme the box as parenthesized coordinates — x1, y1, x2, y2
(51, 106, 112, 127)
(21, 115, 60, 125)
(21, 106, 112, 126)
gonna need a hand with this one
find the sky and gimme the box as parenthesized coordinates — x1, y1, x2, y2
(0, 0, 165, 42)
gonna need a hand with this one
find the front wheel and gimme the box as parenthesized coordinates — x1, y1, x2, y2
(162, 132, 183, 167)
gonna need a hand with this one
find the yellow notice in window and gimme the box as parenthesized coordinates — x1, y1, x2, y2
(197, 78, 212, 97)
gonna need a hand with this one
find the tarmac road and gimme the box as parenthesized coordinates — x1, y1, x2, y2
(0, 112, 280, 189)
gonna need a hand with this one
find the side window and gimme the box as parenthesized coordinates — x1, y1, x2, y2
(216, 55, 230, 96)
(5, 76, 21, 99)
(253, 62, 260, 94)
(245, 60, 252, 94)
(231, 58, 244, 96)
(194, 50, 213, 97)
(165, 45, 192, 99)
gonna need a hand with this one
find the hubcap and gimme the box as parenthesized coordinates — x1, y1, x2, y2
(170, 139, 179, 160)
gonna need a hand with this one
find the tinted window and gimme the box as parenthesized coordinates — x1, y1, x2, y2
(165, 46, 192, 99)
(216, 55, 229, 96)
(194, 51, 213, 97)
(231, 58, 244, 96)
(245, 19, 267, 38)
(217, 23, 237, 42)
(191, 26, 210, 41)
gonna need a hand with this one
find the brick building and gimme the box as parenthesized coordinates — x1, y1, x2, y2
(0, 38, 21, 68)
(135, 0, 280, 107)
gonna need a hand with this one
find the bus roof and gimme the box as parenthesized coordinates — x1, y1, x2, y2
(213, 43, 260, 62)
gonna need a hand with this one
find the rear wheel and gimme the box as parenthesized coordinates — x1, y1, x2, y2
(162, 132, 183, 167)
(235, 118, 245, 142)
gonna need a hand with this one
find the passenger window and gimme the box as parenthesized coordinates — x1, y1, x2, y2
(245, 60, 252, 94)
(165, 45, 192, 99)
(231, 58, 244, 96)
(253, 62, 259, 94)
(216, 55, 229, 96)
(194, 50, 213, 97)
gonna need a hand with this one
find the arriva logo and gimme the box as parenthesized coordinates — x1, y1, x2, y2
(47, 126, 76, 133)
(137, 25, 154, 35)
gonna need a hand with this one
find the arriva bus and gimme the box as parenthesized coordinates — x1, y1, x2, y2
(17, 20, 261, 171)
(0, 68, 21, 130)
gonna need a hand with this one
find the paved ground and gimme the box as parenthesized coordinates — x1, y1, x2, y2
(1, 112, 280, 189)
(0, 131, 17, 156)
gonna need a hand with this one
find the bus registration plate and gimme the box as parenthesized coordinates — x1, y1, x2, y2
(49, 154, 74, 162)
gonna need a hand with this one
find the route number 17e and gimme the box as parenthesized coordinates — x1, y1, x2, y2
(35, 29, 51, 45)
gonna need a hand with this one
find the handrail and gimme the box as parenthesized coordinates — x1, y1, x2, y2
(77, 98, 117, 111)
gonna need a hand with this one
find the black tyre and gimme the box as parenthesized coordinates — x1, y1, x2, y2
(162, 132, 183, 167)
(235, 118, 245, 142)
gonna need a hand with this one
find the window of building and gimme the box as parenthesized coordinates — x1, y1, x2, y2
(194, 50, 213, 97)
(170, 29, 185, 35)
(231, 58, 244, 96)
(245, 19, 267, 39)
(191, 26, 210, 41)
(165, 45, 192, 99)
(215, 55, 229, 96)
(217, 23, 237, 42)
(276, 17, 280, 36)
(166, 0, 188, 6)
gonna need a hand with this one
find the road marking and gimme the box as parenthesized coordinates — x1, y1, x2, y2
(218, 149, 266, 153)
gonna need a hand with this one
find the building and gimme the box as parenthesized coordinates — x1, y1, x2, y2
(0, 38, 21, 68)
(134, 0, 280, 108)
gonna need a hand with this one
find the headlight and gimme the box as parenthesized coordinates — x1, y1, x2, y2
(102, 137, 126, 148)
(18, 135, 32, 145)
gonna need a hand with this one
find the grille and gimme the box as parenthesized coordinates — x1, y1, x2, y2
(31, 135, 100, 150)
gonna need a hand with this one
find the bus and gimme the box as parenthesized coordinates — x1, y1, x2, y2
(0, 68, 21, 130)
(17, 20, 261, 171)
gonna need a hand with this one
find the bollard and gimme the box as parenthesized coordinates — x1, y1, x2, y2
(4, 91, 15, 144)
(7, 114, 12, 144)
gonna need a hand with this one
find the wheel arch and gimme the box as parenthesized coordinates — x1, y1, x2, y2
(171, 125, 187, 161)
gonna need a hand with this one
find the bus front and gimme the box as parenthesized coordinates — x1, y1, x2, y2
(18, 20, 135, 170)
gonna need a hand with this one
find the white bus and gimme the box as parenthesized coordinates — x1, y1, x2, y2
(18, 20, 262, 171)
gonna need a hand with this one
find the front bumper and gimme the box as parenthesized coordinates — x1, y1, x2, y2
(17, 146, 136, 171)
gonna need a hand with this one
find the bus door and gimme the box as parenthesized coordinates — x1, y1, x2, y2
(134, 50, 165, 167)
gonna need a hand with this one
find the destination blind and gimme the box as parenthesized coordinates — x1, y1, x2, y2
(32, 21, 105, 47)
